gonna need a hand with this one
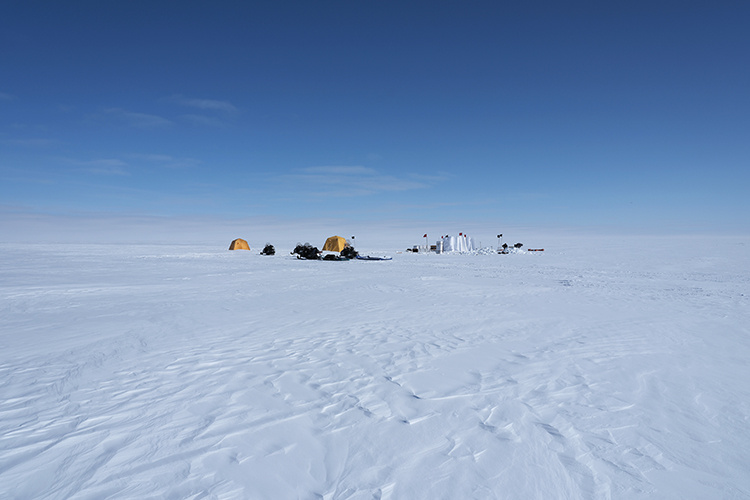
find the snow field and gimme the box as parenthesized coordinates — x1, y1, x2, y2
(0, 238, 748, 499)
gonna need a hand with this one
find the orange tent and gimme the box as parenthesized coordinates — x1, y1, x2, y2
(322, 235, 347, 252)
(229, 238, 250, 250)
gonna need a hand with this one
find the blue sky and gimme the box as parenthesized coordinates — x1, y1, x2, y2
(2, 1, 749, 240)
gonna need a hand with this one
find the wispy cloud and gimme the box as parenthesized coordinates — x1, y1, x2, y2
(285, 166, 440, 197)
(4, 138, 63, 148)
(168, 95, 238, 113)
(163, 95, 239, 127)
(303, 166, 379, 176)
(69, 158, 129, 176)
(103, 108, 172, 128)
(0, 92, 16, 101)
(181, 114, 226, 127)
(130, 153, 200, 169)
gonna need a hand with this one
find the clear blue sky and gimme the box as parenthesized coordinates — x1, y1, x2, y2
(2, 1, 749, 237)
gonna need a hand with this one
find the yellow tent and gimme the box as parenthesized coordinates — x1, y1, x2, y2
(228, 238, 250, 250)
(322, 235, 346, 252)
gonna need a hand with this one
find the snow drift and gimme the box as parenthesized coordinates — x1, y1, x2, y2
(0, 236, 748, 499)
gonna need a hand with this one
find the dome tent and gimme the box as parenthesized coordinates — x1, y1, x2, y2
(228, 238, 250, 250)
(322, 235, 347, 253)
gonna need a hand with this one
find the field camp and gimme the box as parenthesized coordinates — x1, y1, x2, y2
(227, 232, 542, 260)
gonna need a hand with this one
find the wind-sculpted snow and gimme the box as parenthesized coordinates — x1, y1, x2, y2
(0, 238, 748, 499)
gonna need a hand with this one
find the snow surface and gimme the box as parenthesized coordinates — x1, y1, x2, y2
(1, 237, 749, 499)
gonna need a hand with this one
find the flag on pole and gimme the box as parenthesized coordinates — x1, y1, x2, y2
(423, 234, 427, 238)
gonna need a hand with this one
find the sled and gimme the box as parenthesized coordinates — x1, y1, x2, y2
(356, 255, 393, 261)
